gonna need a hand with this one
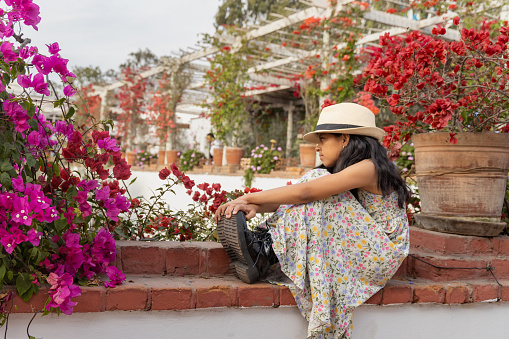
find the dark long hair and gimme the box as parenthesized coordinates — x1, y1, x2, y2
(320, 134, 410, 208)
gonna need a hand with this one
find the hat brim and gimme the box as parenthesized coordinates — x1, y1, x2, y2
(303, 127, 386, 143)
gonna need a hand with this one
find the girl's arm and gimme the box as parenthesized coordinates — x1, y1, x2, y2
(216, 160, 377, 220)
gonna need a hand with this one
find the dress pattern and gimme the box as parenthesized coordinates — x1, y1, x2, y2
(266, 169, 409, 338)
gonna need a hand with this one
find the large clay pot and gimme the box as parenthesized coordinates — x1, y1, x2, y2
(299, 143, 317, 167)
(213, 147, 223, 166)
(126, 151, 136, 165)
(413, 132, 509, 237)
(158, 150, 166, 166)
(166, 150, 179, 166)
(225, 147, 244, 165)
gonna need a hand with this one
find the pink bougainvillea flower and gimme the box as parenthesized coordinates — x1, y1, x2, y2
(46, 42, 60, 55)
(16, 74, 32, 88)
(0, 41, 18, 62)
(32, 73, 50, 96)
(26, 228, 43, 246)
(11, 175, 25, 192)
(97, 137, 120, 152)
(46, 271, 81, 315)
(63, 84, 76, 97)
(27, 130, 41, 146)
(3, 100, 30, 132)
(0, 226, 27, 254)
(95, 186, 110, 201)
(104, 266, 126, 288)
(51, 55, 69, 75)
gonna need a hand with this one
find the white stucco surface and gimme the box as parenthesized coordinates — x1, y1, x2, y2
(128, 171, 294, 211)
(8, 302, 508, 339)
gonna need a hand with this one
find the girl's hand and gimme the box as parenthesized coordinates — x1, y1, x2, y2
(215, 198, 257, 222)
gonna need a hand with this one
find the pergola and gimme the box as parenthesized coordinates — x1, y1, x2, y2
(91, 0, 472, 155)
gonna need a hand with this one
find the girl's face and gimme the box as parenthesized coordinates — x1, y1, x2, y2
(316, 133, 348, 167)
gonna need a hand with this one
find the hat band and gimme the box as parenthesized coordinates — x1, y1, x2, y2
(315, 123, 361, 131)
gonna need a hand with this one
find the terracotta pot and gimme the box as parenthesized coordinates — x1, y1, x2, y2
(126, 151, 136, 165)
(413, 132, 509, 237)
(157, 150, 166, 166)
(213, 147, 223, 166)
(225, 147, 244, 165)
(299, 143, 316, 167)
(166, 150, 179, 165)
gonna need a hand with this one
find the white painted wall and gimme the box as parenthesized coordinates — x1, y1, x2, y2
(8, 302, 508, 339)
(128, 171, 294, 211)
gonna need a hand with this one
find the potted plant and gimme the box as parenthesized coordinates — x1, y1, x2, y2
(362, 20, 509, 236)
(202, 33, 251, 166)
(180, 149, 205, 172)
(243, 141, 283, 187)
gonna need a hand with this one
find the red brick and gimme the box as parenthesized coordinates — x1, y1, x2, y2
(393, 257, 408, 277)
(121, 246, 164, 274)
(444, 236, 467, 255)
(205, 247, 232, 275)
(491, 259, 509, 279)
(410, 227, 446, 254)
(280, 286, 296, 306)
(465, 238, 494, 256)
(74, 287, 105, 313)
(238, 284, 275, 307)
(413, 284, 445, 304)
(166, 247, 200, 275)
(106, 284, 148, 311)
(195, 281, 238, 308)
(444, 284, 471, 304)
(365, 290, 382, 305)
(411, 257, 489, 281)
(472, 284, 499, 302)
(11, 288, 49, 313)
(494, 236, 509, 256)
(151, 287, 193, 310)
(381, 285, 412, 305)
(502, 285, 509, 302)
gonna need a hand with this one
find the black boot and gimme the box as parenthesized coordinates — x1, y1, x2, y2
(217, 212, 277, 284)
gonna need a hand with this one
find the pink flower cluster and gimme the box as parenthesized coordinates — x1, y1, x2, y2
(0, 177, 54, 254)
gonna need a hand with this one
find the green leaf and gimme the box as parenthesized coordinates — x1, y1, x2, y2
(0, 172, 11, 188)
(16, 273, 32, 297)
(2, 72, 10, 84)
(27, 104, 36, 118)
(0, 159, 13, 172)
(65, 106, 75, 119)
(66, 186, 78, 199)
(19, 284, 35, 303)
(53, 97, 66, 108)
(129, 177, 137, 185)
(0, 264, 6, 282)
(55, 218, 67, 233)
(53, 163, 60, 177)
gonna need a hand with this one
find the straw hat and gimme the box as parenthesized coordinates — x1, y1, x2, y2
(303, 103, 385, 143)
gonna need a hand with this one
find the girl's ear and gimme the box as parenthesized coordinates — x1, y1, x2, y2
(343, 134, 350, 147)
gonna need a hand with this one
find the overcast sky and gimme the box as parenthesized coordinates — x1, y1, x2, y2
(24, 0, 222, 71)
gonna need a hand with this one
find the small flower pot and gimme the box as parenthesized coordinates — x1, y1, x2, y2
(213, 147, 223, 167)
(126, 151, 136, 165)
(225, 147, 244, 165)
(299, 143, 316, 167)
(166, 150, 179, 166)
(157, 150, 166, 166)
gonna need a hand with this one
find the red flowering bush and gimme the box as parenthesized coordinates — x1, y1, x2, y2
(361, 20, 509, 154)
(121, 165, 263, 241)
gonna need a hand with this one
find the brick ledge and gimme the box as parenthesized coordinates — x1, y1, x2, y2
(10, 276, 509, 314)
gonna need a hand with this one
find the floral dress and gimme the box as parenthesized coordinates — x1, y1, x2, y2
(266, 169, 409, 339)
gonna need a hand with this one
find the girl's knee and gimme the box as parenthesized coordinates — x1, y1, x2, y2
(297, 168, 329, 183)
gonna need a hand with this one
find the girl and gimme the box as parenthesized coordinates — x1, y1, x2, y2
(215, 103, 410, 339)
